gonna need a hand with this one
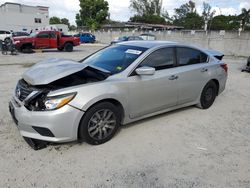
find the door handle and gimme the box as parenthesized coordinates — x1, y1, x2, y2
(201, 68, 208, 72)
(169, 75, 178, 80)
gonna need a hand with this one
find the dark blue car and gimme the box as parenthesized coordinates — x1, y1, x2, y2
(74, 33, 96, 43)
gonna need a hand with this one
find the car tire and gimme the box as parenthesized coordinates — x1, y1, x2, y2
(197, 81, 217, 109)
(4, 37, 11, 44)
(57, 47, 64, 51)
(21, 44, 33, 53)
(79, 102, 121, 145)
(64, 43, 73, 52)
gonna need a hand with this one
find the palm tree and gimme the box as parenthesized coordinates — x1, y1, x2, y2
(240, 8, 250, 31)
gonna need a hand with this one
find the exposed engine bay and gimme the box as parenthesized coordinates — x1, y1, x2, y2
(16, 66, 109, 111)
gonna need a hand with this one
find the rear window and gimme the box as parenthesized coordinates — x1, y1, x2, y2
(177, 47, 208, 66)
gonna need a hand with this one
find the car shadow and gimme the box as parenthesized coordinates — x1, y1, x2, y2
(41, 49, 84, 53)
(29, 105, 196, 151)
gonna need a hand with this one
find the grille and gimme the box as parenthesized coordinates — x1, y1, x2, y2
(16, 79, 34, 101)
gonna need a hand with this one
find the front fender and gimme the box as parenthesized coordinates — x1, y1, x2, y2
(49, 81, 129, 115)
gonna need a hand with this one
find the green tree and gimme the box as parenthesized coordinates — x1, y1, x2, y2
(173, 1, 202, 29)
(174, 12, 203, 29)
(60, 18, 70, 28)
(129, 0, 166, 24)
(239, 8, 250, 31)
(210, 15, 239, 30)
(130, 0, 163, 16)
(202, 2, 215, 31)
(130, 14, 166, 24)
(174, 0, 196, 20)
(75, 0, 109, 30)
(49, 16, 61, 24)
(69, 25, 77, 31)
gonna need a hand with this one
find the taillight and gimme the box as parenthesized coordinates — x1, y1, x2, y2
(220, 64, 228, 73)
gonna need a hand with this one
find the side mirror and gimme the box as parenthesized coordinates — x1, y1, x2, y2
(135, 66, 155, 76)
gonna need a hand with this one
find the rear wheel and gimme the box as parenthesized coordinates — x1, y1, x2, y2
(64, 43, 73, 52)
(79, 102, 121, 145)
(4, 37, 11, 44)
(197, 81, 217, 109)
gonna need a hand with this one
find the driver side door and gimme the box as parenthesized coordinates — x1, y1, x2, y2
(127, 47, 179, 119)
(36, 32, 50, 49)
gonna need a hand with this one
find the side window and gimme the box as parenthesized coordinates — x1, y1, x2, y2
(5, 31, 11, 34)
(0, 31, 4, 34)
(37, 33, 49, 38)
(49, 32, 56, 38)
(177, 47, 208, 66)
(140, 48, 175, 70)
(128, 37, 133, 41)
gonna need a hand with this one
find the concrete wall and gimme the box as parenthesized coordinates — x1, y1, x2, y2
(93, 31, 250, 57)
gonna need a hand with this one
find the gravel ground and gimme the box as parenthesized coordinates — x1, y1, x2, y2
(0, 45, 249, 188)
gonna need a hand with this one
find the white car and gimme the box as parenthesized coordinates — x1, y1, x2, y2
(0, 30, 12, 41)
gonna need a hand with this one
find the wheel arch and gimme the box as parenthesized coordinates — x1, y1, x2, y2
(77, 98, 125, 140)
(63, 41, 73, 47)
(211, 79, 220, 95)
(20, 43, 32, 49)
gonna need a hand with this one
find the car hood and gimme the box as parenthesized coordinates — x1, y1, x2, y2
(22, 58, 89, 85)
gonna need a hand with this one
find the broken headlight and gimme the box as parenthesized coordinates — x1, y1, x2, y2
(44, 93, 76, 110)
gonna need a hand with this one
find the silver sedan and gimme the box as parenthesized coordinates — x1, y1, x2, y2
(9, 41, 228, 146)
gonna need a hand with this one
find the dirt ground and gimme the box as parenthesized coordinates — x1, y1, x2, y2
(0, 44, 249, 188)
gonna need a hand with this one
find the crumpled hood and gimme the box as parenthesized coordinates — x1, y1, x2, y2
(23, 58, 88, 85)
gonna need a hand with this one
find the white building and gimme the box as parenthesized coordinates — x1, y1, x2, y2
(0, 2, 49, 32)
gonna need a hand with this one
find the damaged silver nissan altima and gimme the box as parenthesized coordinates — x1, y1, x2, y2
(9, 41, 228, 148)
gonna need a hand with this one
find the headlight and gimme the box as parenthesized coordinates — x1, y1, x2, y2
(44, 92, 76, 110)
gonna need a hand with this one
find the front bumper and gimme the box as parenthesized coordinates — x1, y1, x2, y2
(9, 96, 84, 143)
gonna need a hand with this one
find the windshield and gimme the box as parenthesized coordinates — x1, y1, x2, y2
(29, 32, 37, 37)
(82, 45, 148, 74)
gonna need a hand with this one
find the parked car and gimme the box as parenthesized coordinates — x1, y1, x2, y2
(12, 31, 29, 37)
(9, 41, 228, 149)
(140, 33, 156, 40)
(111, 36, 143, 44)
(74, 33, 96, 43)
(242, 56, 250, 72)
(13, 31, 80, 52)
(0, 30, 12, 41)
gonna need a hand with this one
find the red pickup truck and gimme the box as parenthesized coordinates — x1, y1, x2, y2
(13, 31, 80, 52)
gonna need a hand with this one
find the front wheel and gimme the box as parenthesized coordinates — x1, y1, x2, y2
(79, 102, 121, 145)
(197, 81, 217, 109)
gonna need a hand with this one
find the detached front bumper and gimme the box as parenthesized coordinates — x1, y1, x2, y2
(9, 96, 84, 143)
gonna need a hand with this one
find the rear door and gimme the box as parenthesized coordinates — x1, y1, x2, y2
(36, 32, 50, 49)
(175, 47, 211, 104)
(128, 47, 179, 119)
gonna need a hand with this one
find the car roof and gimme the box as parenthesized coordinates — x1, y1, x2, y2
(118, 40, 177, 48)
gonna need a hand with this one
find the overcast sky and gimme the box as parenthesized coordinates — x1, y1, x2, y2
(0, 0, 250, 25)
